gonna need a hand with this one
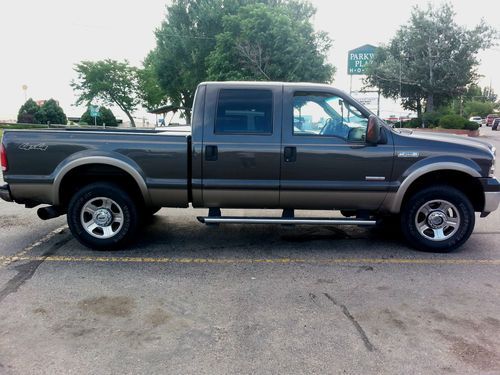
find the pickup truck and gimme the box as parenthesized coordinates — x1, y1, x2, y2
(1, 82, 499, 252)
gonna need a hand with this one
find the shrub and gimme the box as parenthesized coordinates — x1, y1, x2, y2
(439, 114, 469, 129)
(422, 111, 442, 128)
(80, 106, 118, 126)
(17, 99, 39, 124)
(464, 121, 480, 131)
(403, 118, 422, 128)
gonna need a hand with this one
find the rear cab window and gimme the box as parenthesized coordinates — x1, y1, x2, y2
(215, 89, 273, 134)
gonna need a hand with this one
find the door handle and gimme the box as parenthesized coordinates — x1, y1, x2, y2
(205, 145, 218, 161)
(284, 146, 296, 162)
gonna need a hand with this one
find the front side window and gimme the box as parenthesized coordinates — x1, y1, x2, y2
(293, 92, 368, 142)
(215, 89, 273, 134)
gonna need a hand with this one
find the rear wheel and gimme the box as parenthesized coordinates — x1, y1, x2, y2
(67, 182, 139, 250)
(401, 185, 475, 252)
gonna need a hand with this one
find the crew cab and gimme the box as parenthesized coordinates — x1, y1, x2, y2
(1, 82, 499, 252)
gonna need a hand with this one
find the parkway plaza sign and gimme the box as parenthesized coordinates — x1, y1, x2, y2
(347, 44, 377, 75)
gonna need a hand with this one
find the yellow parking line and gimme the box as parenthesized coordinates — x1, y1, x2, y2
(0, 254, 499, 266)
(0, 226, 68, 267)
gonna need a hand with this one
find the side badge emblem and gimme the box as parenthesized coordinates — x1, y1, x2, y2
(398, 151, 419, 158)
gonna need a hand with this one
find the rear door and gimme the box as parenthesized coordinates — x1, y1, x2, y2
(201, 83, 282, 208)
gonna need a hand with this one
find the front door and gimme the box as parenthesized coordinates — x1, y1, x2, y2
(201, 84, 282, 208)
(280, 88, 394, 210)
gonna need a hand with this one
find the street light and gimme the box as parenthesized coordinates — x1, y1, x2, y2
(22, 85, 28, 101)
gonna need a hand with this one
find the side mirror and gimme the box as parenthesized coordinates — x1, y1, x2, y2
(366, 115, 381, 144)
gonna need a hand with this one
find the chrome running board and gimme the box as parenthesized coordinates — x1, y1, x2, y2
(197, 216, 377, 226)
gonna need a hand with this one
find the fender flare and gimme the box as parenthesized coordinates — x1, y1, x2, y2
(52, 156, 150, 205)
(386, 162, 481, 213)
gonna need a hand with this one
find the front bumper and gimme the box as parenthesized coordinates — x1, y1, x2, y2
(480, 178, 500, 213)
(0, 184, 13, 202)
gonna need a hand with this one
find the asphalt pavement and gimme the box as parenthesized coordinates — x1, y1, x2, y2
(0, 127, 499, 374)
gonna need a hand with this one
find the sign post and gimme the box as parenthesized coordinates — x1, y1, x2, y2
(347, 44, 377, 76)
(347, 44, 380, 116)
(89, 105, 100, 126)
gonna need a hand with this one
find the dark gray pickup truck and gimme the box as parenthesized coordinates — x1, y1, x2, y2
(1, 82, 499, 252)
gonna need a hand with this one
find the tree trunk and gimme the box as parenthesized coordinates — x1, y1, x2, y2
(123, 110, 135, 127)
(416, 98, 422, 119)
(426, 93, 434, 113)
(185, 110, 192, 125)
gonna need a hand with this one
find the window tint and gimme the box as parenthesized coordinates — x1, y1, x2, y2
(215, 89, 273, 134)
(293, 91, 368, 142)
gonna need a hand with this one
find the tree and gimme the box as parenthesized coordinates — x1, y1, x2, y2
(152, 0, 228, 123)
(80, 106, 118, 126)
(150, 0, 332, 122)
(464, 101, 498, 118)
(17, 98, 66, 124)
(136, 52, 168, 111)
(36, 99, 67, 124)
(17, 98, 39, 124)
(71, 60, 139, 127)
(365, 3, 497, 115)
(206, 2, 334, 83)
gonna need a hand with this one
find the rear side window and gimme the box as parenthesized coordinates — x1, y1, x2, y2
(215, 89, 273, 134)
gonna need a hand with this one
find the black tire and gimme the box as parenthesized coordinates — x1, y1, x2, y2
(67, 182, 139, 250)
(400, 185, 475, 253)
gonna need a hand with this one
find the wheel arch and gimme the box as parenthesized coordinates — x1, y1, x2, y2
(386, 162, 483, 213)
(54, 157, 150, 207)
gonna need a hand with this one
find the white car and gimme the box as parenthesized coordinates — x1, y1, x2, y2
(469, 116, 483, 126)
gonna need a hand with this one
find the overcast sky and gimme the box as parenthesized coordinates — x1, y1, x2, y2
(0, 0, 498, 123)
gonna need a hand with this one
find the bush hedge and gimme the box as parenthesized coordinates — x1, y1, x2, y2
(439, 114, 471, 129)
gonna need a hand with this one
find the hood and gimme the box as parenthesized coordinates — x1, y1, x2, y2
(398, 129, 494, 154)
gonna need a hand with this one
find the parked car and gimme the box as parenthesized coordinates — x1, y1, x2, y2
(469, 116, 483, 126)
(1, 81, 499, 252)
(486, 114, 499, 127)
(492, 118, 500, 131)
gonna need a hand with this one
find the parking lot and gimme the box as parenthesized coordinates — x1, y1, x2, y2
(0, 128, 499, 375)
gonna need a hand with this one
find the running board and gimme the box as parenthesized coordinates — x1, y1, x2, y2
(197, 216, 377, 226)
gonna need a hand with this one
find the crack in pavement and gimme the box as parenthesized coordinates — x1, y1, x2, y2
(0, 235, 73, 304)
(323, 292, 375, 352)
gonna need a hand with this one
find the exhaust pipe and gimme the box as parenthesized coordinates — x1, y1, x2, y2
(37, 206, 65, 220)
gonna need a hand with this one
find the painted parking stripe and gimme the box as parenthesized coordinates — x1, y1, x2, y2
(0, 225, 68, 267)
(0, 255, 499, 266)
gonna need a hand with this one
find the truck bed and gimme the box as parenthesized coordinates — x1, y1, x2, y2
(2, 128, 191, 208)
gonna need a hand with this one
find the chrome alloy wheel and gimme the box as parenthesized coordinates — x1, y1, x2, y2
(80, 197, 124, 239)
(415, 199, 461, 241)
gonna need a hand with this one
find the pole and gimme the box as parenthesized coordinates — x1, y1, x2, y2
(349, 75, 353, 94)
(377, 89, 381, 117)
(399, 56, 402, 128)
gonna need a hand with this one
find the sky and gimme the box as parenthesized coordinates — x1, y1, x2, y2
(0, 0, 498, 123)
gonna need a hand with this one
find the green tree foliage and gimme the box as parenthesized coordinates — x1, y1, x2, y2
(463, 101, 498, 118)
(137, 52, 167, 111)
(150, 0, 333, 122)
(80, 106, 118, 126)
(206, 3, 334, 83)
(152, 0, 225, 122)
(365, 3, 497, 115)
(71, 60, 139, 127)
(36, 99, 67, 124)
(17, 98, 39, 124)
(17, 99, 67, 124)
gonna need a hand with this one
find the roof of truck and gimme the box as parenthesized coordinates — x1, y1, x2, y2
(199, 81, 340, 90)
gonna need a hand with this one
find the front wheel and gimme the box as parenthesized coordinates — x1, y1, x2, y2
(67, 182, 139, 250)
(401, 185, 475, 252)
